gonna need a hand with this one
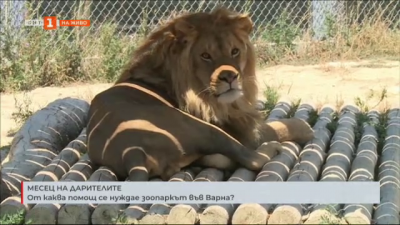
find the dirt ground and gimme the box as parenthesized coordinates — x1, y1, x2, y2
(1, 59, 399, 163)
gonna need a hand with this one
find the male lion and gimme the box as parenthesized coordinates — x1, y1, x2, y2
(86, 8, 314, 181)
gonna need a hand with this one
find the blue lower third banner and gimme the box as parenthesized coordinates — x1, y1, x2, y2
(22, 181, 380, 204)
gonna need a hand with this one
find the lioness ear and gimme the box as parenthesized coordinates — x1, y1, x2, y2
(173, 19, 196, 44)
(231, 14, 253, 35)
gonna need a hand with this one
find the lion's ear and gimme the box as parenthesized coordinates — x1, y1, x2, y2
(230, 14, 253, 35)
(173, 19, 197, 44)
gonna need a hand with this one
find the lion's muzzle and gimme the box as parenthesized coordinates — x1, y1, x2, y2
(218, 70, 239, 84)
(212, 65, 240, 81)
(211, 65, 243, 104)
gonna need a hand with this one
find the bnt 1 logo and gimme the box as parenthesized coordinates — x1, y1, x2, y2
(44, 16, 57, 30)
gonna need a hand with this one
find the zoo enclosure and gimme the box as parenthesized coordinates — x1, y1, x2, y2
(1, 0, 399, 92)
(2, 0, 400, 41)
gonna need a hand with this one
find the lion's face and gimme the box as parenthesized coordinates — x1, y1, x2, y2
(171, 9, 255, 105)
(190, 32, 249, 104)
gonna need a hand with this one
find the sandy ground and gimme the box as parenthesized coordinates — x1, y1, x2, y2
(1, 59, 399, 163)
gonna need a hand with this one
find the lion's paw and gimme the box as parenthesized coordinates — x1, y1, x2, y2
(294, 119, 315, 143)
(284, 118, 314, 144)
(253, 141, 284, 168)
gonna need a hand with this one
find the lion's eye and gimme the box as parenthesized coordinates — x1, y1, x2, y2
(200, 52, 212, 61)
(231, 48, 240, 57)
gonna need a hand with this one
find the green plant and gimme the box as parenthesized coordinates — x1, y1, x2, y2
(112, 213, 130, 224)
(326, 111, 339, 135)
(261, 84, 281, 116)
(375, 109, 389, 152)
(288, 98, 301, 118)
(11, 92, 34, 126)
(353, 87, 388, 150)
(260, 10, 300, 49)
(354, 88, 388, 113)
(255, 10, 301, 65)
(0, 19, 138, 93)
(318, 205, 343, 224)
(307, 109, 319, 127)
(1, 3, 399, 92)
(0, 210, 32, 225)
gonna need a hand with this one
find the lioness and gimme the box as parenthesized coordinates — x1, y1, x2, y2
(86, 8, 314, 181)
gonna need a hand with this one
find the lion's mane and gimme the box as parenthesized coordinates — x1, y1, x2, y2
(115, 8, 264, 147)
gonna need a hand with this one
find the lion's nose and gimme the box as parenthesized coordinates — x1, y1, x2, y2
(218, 70, 239, 84)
